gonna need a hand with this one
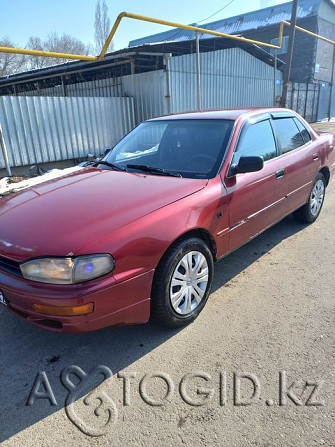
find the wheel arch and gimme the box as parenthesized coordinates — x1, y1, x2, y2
(319, 166, 330, 186)
(150, 228, 216, 326)
(154, 228, 217, 274)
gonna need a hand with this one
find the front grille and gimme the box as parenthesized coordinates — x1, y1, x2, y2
(0, 256, 23, 278)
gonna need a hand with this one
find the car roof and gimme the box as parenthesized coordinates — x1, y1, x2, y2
(148, 108, 297, 122)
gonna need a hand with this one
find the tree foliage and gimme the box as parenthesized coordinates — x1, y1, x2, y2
(0, 2, 115, 77)
(0, 33, 93, 76)
(25, 33, 92, 71)
(0, 37, 25, 76)
(94, 0, 113, 53)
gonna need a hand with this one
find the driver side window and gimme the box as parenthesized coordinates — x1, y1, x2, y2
(232, 119, 277, 166)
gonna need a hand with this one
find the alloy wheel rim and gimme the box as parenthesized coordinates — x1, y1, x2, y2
(170, 251, 209, 315)
(310, 179, 325, 217)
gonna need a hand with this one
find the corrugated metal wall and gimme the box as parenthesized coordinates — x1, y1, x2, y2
(121, 71, 168, 123)
(21, 78, 123, 98)
(0, 48, 283, 169)
(12, 49, 282, 125)
(112, 49, 282, 123)
(0, 96, 135, 169)
(170, 48, 282, 112)
(20, 71, 168, 123)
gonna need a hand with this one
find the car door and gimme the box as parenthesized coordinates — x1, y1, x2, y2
(223, 116, 287, 253)
(270, 114, 321, 214)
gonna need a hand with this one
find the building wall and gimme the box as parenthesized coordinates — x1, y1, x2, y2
(242, 16, 318, 83)
(315, 17, 335, 83)
(319, 0, 335, 23)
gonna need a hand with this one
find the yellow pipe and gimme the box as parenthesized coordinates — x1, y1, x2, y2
(283, 20, 335, 45)
(278, 21, 285, 48)
(0, 11, 334, 63)
(97, 11, 282, 61)
(0, 45, 96, 61)
(98, 13, 125, 61)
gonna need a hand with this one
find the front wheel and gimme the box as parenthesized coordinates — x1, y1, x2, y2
(293, 172, 326, 223)
(151, 237, 214, 328)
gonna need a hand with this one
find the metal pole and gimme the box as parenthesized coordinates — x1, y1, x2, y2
(163, 53, 172, 115)
(280, 0, 298, 107)
(0, 123, 12, 177)
(327, 45, 335, 121)
(273, 49, 277, 106)
(196, 32, 202, 111)
(61, 75, 66, 97)
(303, 83, 309, 119)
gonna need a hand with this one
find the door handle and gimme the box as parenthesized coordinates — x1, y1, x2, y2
(275, 169, 285, 179)
(312, 153, 319, 161)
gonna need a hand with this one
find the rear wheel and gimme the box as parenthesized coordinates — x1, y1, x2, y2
(151, 237, 214, 328)
(293, 172, 326, 223)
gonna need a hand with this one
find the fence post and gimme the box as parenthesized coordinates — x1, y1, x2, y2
(0, 123, 12, 177)
(328, 45, 335, 121)
(195, 31, 202, 111)
(273, 49, 277, 106)
(163, 53, 172, 115)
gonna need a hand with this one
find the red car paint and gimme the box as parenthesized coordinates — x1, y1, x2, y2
(0, 108, 334, 332)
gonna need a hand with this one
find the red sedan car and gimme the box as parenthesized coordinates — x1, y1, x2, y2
(0, 108, 334, 332)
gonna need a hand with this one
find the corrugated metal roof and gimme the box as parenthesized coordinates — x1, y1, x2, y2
(129, 0, 324, 47)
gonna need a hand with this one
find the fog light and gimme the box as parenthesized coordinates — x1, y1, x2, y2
(33, 303, 94, 316)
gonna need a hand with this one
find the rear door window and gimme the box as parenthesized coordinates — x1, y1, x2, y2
(272, 118, 305, 154)
(293, 117, 311, 144)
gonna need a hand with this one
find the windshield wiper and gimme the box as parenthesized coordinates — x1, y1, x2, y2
(126, 164, 182, 178)
(94, 160, 127, 171)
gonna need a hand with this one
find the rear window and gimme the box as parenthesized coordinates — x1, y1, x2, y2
(272, 118, 305, 154)
(293, 117, 311, 144)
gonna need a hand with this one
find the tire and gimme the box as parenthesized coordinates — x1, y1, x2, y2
(151, 237, 214, 328)
(293, 172, 326, 223)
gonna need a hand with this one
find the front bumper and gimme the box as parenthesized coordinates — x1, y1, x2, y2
(0, 269, 154, 333)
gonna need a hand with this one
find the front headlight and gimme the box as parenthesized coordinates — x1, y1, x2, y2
(20, 254, 114, 284)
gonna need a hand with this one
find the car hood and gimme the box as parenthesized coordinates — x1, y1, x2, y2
(0, 168, 207, 262)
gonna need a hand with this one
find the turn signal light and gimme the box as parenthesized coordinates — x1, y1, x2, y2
(33, 303, 94, 316)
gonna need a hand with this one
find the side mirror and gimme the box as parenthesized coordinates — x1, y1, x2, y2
(230, 155, 264, 175)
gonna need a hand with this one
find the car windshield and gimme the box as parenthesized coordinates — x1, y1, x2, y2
(102, 119, 234, 179)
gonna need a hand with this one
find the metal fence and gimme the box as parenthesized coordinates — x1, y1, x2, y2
(0, 95, 135, 169)
(0, 48, 285, 170)
(170, 48, 282, 113)
(21, 78, 124, 98)
(107, 49, 282, 124)
(286, 82, 319, 122)
(315, 82, 335, 122)
(7, 48, 283, 123)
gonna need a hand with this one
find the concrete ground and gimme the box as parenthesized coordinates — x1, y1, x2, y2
(0, 122, 334, 446)
(312, 121, 335, 135)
